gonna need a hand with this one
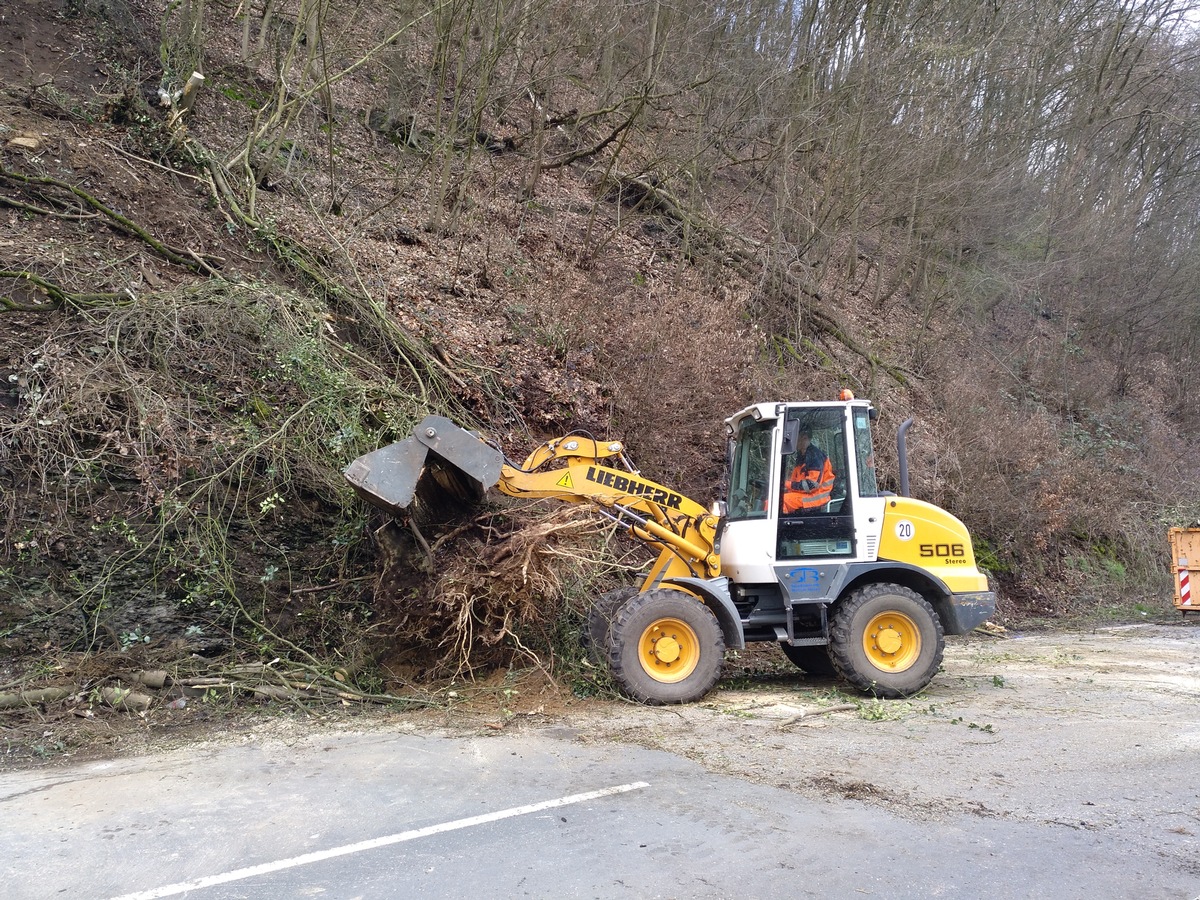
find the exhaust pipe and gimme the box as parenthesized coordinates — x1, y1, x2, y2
(896, 417, 914, 498)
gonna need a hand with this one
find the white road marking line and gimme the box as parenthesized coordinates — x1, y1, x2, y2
(107, 781, 650, 900)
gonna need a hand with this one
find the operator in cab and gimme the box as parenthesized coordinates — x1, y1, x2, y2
(782, 426, 835, 513)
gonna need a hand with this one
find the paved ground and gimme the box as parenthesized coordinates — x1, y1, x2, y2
(2, 623, 1198, 899)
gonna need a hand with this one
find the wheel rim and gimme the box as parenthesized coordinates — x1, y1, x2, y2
(862, 610, 921, 672)
(638, 617, 700, 683)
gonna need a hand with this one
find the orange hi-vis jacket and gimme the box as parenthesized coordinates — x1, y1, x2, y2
(782, 449, 835, 513)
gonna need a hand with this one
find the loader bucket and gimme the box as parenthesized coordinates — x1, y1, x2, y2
(343, 415, 505, 518)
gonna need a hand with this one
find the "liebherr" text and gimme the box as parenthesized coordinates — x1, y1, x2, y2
(584, 467, 684, 510)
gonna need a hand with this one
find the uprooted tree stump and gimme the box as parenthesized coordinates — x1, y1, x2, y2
(372, 502, 630, 678)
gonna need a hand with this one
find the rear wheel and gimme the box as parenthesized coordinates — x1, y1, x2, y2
(779, 643, 837, 676)
(829, 584, 944, 698)
(606, 589, 725, 704)
(583, 587, 637, 663)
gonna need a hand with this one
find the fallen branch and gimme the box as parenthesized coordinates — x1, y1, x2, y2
(611, 172, 911, 387)
(778, 703, 858, 729)
(251, 684, 302, 701)
(542, 100, 644, 172)
(0, 195, 98, 219)
(176, 662, 436, 706)
(0, 269, 129, 311)
(288, 575, 374, 597)
(0, 165, 221, 275)
(99, 138, 205, 182)
(184, 139, 475, 413)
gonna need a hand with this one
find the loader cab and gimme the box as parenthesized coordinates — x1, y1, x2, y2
(722, 400, 884, 583)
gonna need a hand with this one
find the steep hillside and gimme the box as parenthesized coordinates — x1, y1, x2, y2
(2, 0, 1197, 720)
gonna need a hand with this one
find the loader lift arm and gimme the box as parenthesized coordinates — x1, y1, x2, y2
(498, 431, 722, 586)
(343, 415, 722, 588)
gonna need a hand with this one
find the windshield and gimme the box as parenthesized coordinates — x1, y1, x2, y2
(726, 419, 773, 519)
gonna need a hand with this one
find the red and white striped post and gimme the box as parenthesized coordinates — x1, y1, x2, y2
(1180, 556, 1191, 607)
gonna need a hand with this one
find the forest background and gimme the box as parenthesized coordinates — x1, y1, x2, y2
(2, 0, 1199, 710)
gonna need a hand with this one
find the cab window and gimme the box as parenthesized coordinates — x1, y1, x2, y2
(726, 419, 772, 519)
(778, 409, 849, 516)
(852, 408, 879, 498)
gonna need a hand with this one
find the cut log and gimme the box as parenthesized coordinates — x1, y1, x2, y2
(100, 687, 153, 712)
(0, 687, 72, 709)
(133, 670, 170, 689)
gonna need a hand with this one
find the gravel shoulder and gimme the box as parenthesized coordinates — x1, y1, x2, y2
(568, 621, 1200, 877)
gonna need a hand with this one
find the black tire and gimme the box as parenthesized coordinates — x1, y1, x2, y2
(583, 587, 638, 664)
(779, 643, 837, 676)
(829, 583, 945, 698)
(606, 589, 725, 705)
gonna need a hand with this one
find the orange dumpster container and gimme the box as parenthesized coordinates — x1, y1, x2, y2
(1168, 528, 1200, 616)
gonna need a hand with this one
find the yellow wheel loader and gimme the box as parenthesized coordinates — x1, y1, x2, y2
(344, 396, 995, 704)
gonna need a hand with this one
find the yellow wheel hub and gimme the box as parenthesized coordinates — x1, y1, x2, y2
(863, 611, 921, 671)
(639, 617, 699, 683)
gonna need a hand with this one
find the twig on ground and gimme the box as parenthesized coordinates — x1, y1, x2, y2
(778, 703, 858, 729)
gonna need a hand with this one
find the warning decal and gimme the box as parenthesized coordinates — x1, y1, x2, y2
(556, 472, 573, 489)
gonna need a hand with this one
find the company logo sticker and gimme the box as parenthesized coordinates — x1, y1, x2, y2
(784, 567, 823, 593)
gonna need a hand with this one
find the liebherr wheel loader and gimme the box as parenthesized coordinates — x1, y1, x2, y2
(344, 395, 996, 704)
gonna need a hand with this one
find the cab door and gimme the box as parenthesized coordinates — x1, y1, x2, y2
(718, 414, 779, 583)
(775, 405, 856, 561)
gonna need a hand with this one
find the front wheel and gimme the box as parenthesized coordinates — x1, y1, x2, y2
(829, 584, 945, 698)
(606, 589, 725, 705)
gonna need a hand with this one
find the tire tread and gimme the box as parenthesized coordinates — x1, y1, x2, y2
(606, 589, 725, 705)
(829, 583, 945, 698)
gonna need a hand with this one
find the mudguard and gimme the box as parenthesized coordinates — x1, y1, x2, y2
(663, 576, 745, 649)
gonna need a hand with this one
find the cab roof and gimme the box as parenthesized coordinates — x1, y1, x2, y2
(725, 398, 875, 431)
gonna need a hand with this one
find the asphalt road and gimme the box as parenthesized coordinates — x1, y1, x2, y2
(3, 716, 1197, 900)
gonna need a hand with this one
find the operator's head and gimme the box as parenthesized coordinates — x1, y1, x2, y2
(797, 427, 811, 450)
